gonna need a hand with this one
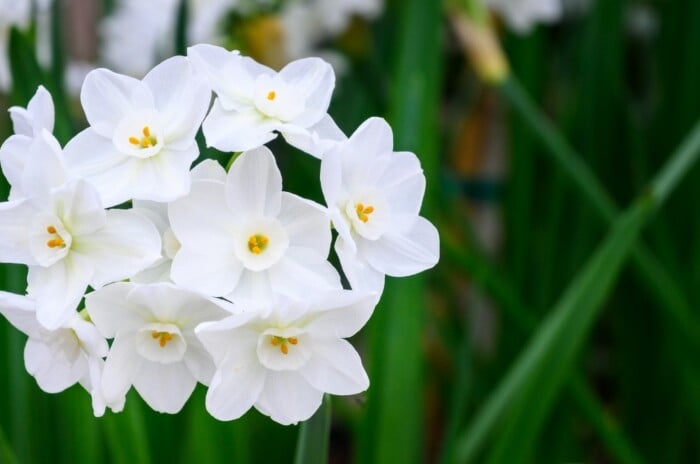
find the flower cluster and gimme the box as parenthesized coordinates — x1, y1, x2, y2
(0, 45, 439, 425)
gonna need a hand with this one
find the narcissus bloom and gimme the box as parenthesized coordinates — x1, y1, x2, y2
(0, 136, 161, 329)
(188, 44, 345, 157)
(63, 56, 210, 207)
(87, 282, 232, 413)
(196, 290, 375, 425)
(169, 147, 340, 302)
(486, 0, 562, 33)
(0, 291, 121, 416)
(320, 117, 440, 292)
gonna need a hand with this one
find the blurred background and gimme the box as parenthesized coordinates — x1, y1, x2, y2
(1, 0, 700, 463)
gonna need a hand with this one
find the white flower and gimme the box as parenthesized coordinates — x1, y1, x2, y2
(0, 137, 162, 329)
(63, 56, 210, 207)
(320, 117, 440, 292)
(86, 282, 232, 414)
(0, 0, 31, 91)
(131, 159, 227, 283)
(1, 86, 57, 201)
(486, 0, 562, 33)
(196, 290, 375, 425)
(188, 44, 345, 157)
(100, 0, 180, 78)
(169, 147, 340, 302)
(0, 291, 122, 416)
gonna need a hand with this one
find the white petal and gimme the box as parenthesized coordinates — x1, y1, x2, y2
(125, 146, 199, 203)
(305, 289, 377, 339)
(143, 56, 210, 146)
(282, 114, 347, 158)
(361, 216, 440, 277)
(0, 291, 40, 337)
(9, 85, 54, 135)
(132, 360, 197, 413)
(125, 282, 229, 326)
(0, 199, 36, 264)
(80, 68, 154, 136)
(255, 371, 323, 425)
(300, 338, 369, 395)
(169, 179, 237, 250)
(86, 282, 151, 339)
(20, 131, 66, 200)
(268, 248, 341, 299)
(171, 246, 243, 297)
(101, 334, 140, 406)
(206, 353, 266, 421)
(335, 235, 385, 293)
(184, 342, 217, 385)
(52, 179, 107, 236)
(320, 149, 344, 208)
(379, 151, 426, 226)
(278, 57, 335, 127)
(0, 135, 32, 194)
(62, 129, 131, 208)
(28, 253, 95, 330)
(277, 193, 331, 252)
(191, 159, 226, 182)
(196, 322, 259, 366)
(202, 100, 278, 152)
(75, 209, 161, 288)
(227, 269, 274, 303)
(226, 147, 282, 219)
(25, 337, 84, 393)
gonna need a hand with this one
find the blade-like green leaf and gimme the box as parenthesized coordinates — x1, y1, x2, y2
(453, 116, 700, 463)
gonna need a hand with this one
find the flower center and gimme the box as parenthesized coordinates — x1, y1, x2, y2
(129, 126, 158, 149)
(267, 90, 276, 101)
(270, 336, 298, 355)
(46, 225, 66, 249)
(151, 331, 174, 348)
(247, 234, 269, 254)
(355, 203, 375, 223)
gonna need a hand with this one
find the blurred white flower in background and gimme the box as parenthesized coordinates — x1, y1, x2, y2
(486, 0, 562, 33)
(0, 0, 31, 91)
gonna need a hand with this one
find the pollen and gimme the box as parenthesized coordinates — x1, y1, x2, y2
(271, 336, 297, 355)
(46, 225, 66, 249)
(248, 234, 270, 254)
(129, 126, 158, 149)
(151, 331, 174, 348)
(267, 90, 276, 101)
(355, 203, 375, 223)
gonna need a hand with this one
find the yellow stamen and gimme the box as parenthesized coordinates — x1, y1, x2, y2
(288, 337, 298, 345)
(46, 238, 65, 248)
(271, 337, 280, 346)
(267, 90, 276, 101)
(280, 344, 288, 355)
(151, 331, 173, 348)
(271, 336, 298, 355)
(129, 126, 157, 149)
(46, 225, 57, 234)
(355, 203, 375, 223)
(248, 234, 269, 254)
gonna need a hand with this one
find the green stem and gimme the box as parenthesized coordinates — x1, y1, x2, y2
(294, 395, 331, 464)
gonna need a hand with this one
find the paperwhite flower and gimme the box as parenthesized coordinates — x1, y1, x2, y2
(170, 146, 340, 302)
(486, 0, 562, 33)
(100, 0, 180, 77)
(0, 135, 161, 329)
(188, 44, 345, 157)
(196, 290, 375, 425)
(0, 291, 122, 416)
(321, 117, 439, 292)
(86, 282, 232, 414)
(63, 56, 210, 207)
(131, 159, 227, 283)
(0, 86, 56, 200)
(0, 0, 31, 91)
